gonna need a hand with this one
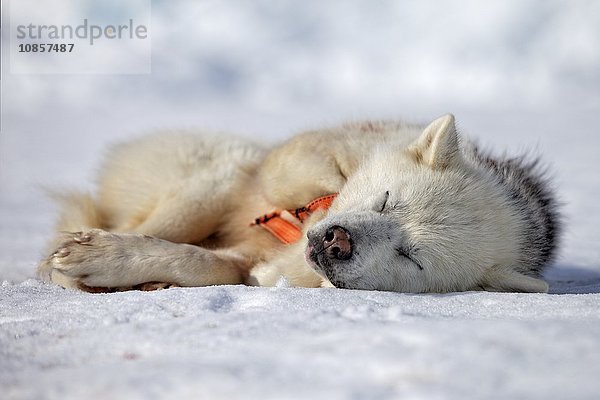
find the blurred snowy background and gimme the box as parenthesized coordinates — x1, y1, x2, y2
(1, 1, 600, 399)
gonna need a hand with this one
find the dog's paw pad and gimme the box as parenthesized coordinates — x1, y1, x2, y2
(136, 282, 179, 291)
(52, 247, 71, 259)
(73, 232, 93, 244)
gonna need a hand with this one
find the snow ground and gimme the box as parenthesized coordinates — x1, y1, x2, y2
(1, 1, 600, 399)
(2, 282, 600, 400)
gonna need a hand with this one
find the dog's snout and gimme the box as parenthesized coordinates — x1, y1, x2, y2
(323, 226, 352, 261)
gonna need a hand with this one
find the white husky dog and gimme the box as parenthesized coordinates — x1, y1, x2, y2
(38, 114, 560, 293)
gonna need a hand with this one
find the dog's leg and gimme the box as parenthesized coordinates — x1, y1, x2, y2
(247, 227, 333, 289)
(113, 189, 227, 244)
(96, 134, 265, 244)
(38, 229, 248, 290)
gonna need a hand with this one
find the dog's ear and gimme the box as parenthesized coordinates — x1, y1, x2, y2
(481, 267, 549, 293)
(410, 114, 460, 169)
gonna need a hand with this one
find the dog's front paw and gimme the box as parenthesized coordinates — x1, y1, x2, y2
(39, 229, 127, 288)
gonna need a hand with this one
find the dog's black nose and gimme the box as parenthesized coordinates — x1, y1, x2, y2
(323, 226, 352, 260)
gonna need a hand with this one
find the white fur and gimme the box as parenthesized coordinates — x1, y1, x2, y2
(38, 115, 553, 293)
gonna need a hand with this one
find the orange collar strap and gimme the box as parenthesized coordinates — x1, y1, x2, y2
(251, 194, 338, 244)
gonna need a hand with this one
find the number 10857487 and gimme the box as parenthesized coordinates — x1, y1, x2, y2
(18, 43, 75, 53)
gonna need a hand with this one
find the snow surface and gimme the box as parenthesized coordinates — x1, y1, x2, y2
(2, 281, 600, 400)
(1, 1, 600, 399)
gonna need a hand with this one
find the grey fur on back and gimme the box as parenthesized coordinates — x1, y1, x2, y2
(465, 144, 561, 277)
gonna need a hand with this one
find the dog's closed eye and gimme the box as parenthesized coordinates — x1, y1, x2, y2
(377, 191, 390, 213)
(396, 246, 424, 270)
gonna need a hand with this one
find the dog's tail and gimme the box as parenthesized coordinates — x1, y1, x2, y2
(50, 191, 106, 233)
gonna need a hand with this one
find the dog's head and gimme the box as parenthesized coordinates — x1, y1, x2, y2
(306, 114, 549, 293)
